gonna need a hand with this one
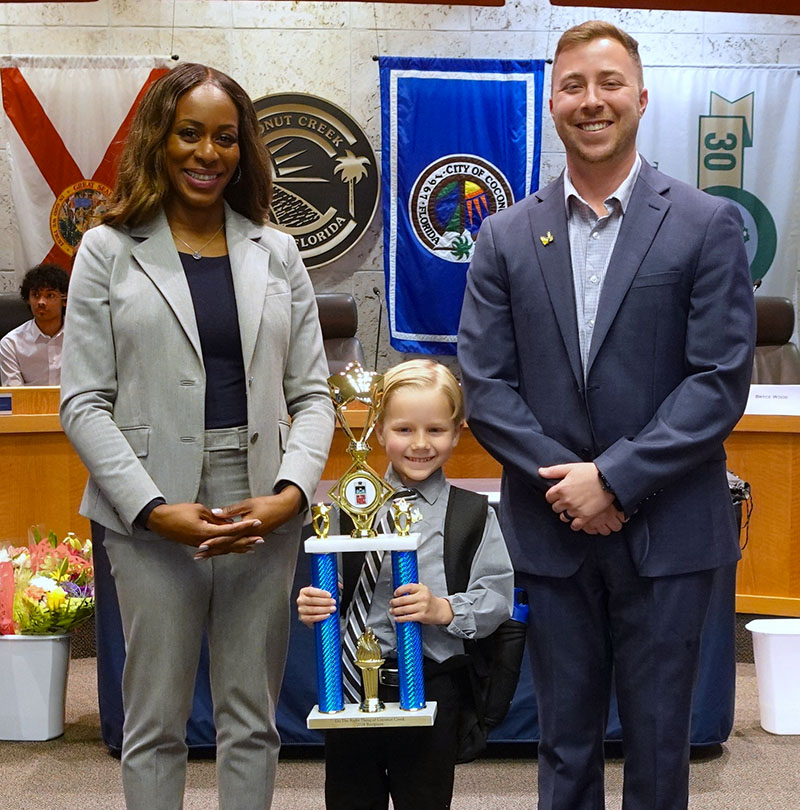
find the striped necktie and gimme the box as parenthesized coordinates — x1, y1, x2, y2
(340, 489, 417, 704)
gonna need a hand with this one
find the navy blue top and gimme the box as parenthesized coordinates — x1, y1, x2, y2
(180, 252, 248, 429)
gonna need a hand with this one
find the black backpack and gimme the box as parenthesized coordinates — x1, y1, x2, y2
(443, 486, 527, 763)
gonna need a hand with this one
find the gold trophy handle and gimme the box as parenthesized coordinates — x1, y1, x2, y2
(392, 499, 421, 537)
(311, 504, 331, 539)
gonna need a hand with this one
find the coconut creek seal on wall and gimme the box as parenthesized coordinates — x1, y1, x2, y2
(408, 154, 513, 263)
(253, 93, 379, 268)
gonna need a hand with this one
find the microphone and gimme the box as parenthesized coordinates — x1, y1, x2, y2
(372, 286, 383, 370)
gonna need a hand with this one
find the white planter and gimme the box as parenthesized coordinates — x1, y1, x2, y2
(0, 633, 72, 741)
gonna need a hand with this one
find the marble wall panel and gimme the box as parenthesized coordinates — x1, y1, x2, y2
(232, 1, 349, 30)
(544, 4, 608, 36)
(350, 268, 386, 368)
(540, 112, 562, 159)
(705, 33, 800, 63)
(232, 28, 352, 105)
(172, 0, 235, 29)
(703, 12, 800, 35)
(169, 27, 238, 76)
(314, 207, 383, 279)
(106, 27, 174, 57)
(346, 30, 383, 154)
(468, 31, 550, 59)
(369, 28, 472, 60)
(4, 0, 110, 27)
(357, 214, 384, 270)
(5, 26, 113, 56)
(539, 149, 566, 188)
(637, 34, 706, 64)
(308, 266, 356, 304)
(587, 7, 711, 37)
(470, 0, 557, 34)
(580, 8, 705, 35)
(309, 265, 354, 294)
(109, 0, 177, 28)
(350, 3, 470, 31)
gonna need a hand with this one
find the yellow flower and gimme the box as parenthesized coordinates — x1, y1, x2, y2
(46, 587, 67, 611)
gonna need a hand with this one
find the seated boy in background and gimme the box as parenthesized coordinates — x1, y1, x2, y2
(0, 263, 69, 386)
(298, 358, 514, 810)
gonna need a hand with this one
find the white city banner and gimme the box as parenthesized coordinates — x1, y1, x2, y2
(637, 65, 800, 328)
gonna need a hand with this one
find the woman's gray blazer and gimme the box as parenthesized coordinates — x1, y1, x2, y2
(60, 203, 334, 536)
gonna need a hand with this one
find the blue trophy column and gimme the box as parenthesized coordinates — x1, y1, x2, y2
(311, 552, 343, 713)
(391, 549, 426, 710)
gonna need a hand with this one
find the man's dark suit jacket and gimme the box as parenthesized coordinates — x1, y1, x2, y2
(458, 159, 756, 580)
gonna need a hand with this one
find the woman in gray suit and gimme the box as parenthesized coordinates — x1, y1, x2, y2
(60, 64, 334, 810)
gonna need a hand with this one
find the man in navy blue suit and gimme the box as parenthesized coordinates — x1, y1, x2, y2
(458, 20, 755, 810)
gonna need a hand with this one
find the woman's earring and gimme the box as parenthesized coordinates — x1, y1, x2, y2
(231, 164, 242, 185)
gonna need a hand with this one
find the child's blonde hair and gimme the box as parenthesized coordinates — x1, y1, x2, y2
(379, 359, 464, 425)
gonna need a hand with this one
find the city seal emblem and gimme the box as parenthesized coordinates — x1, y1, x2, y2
(49, 180, 113, 257)
(253, 93, 379, 268)
(409, 154, 513, 263)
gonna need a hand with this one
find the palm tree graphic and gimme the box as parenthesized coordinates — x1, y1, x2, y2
(334, 150, 370, 218)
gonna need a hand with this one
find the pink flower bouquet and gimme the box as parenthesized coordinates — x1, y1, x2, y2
(0, 528, 94, 635)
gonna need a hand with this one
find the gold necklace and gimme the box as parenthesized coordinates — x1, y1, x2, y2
(170, 223, 225, 260)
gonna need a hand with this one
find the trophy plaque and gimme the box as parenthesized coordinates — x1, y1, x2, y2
(304, 364, 437, 729)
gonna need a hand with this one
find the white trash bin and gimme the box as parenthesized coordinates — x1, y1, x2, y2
(746, 618, 800, 735)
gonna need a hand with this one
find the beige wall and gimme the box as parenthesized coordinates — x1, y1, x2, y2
(0, 1, 797, 368)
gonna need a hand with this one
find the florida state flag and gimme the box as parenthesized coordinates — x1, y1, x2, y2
(1, 56, 170, 272)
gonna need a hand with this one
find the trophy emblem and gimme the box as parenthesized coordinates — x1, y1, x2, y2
(327, 364, 395, 537)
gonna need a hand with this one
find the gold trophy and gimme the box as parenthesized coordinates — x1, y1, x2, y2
(304, 364, 437, 729)
(327, 364, 395, 537)
(355, 628, 385, 713)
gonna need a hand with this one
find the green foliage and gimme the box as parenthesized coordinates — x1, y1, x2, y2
(450, 234, 473, 260)
(13, 592, 95, 635)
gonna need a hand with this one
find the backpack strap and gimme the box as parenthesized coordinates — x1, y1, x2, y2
(441, 486, 499, 763)
(443, 486, 489, 597)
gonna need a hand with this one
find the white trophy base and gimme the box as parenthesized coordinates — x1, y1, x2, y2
(307, 701, 438, 729)
(305, 532, 421, 554)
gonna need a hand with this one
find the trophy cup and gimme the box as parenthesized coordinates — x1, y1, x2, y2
(304, 363, 436, 729)
(326, 364, 395, 537)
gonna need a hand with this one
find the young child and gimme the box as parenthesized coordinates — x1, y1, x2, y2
(298, 359, 514, 810)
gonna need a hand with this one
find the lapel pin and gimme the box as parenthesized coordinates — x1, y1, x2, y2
(539, 231, 554, 246)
